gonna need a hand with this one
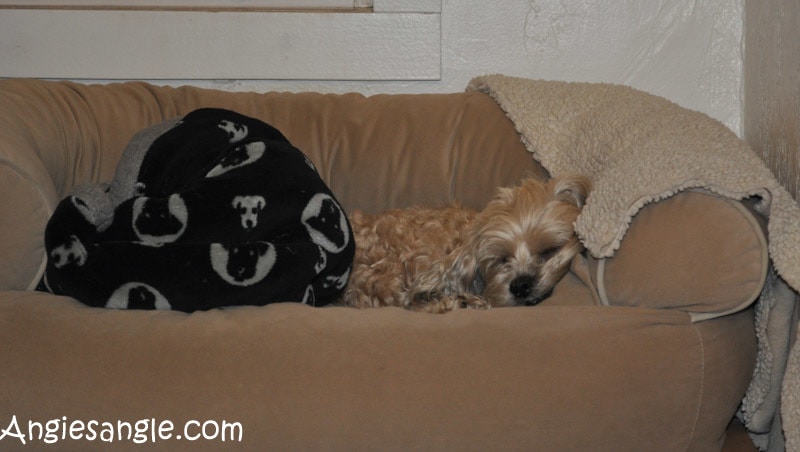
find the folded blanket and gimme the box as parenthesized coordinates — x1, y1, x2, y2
(467, 75, 800, 451)
(42, 108, 354, 312)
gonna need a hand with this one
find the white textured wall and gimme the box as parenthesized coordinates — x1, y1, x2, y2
(143, 0, 745, 134)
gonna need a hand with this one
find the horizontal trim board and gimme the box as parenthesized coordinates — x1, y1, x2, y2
(374, 0, 439, 13)
(0, 9, 441, 80)
(0, 0, 372, 9)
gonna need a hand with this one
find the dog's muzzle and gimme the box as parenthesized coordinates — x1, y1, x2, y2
(510, 275, 552, 306)
(510, 275, 536, 303)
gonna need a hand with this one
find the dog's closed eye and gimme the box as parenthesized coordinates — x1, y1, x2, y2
(539, 246, 560, 260)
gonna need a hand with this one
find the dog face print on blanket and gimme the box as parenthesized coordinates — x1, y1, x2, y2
(132, 194, 189, 245)
(41, 108, 354, 312)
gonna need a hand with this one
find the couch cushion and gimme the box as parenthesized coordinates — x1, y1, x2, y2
(0, 292, 755, 451)
(588, 190, 768, 321)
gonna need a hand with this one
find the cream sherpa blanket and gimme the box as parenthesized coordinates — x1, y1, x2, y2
(468, 75, 800, 451)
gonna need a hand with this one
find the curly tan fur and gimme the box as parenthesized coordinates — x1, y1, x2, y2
(340, 175, 591, 313)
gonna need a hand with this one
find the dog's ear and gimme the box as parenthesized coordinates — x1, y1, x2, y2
(406, 241, 481, 307)
(552, 174, 591, 208)
(493, 186, 516, 204)
(442, 243, 481, 294)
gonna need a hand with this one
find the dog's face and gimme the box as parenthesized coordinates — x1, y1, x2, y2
(217, 119, 248, 143)
(451, 175, 591, 306)
(232, 195, 266, 230)
(226, 242, 273, 283)
(132, 194, 188, 245)
(210, 242, 277, 287)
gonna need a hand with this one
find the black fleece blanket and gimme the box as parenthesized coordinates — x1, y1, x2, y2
(42, 108, 354, 312)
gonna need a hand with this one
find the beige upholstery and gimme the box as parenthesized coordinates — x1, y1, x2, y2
(0, 79, 763, 450)
(589, 190, 768, 321)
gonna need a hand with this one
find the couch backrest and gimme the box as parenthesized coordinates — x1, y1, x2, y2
(0, 79, 545, 290)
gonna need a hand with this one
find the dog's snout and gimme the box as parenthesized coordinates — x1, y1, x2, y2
(509, 275, 536, 300)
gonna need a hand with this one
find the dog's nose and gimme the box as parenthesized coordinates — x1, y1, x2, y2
(510, 275, 536, 300)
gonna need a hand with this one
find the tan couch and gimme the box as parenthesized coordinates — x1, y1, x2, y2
(0, 79, 765, 450)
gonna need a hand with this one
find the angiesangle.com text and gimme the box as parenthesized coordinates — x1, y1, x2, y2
(0, 415, 243, 446)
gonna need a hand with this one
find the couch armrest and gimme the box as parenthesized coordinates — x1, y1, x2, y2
(0, 80, 63, 290)
(0, 79, 177, 290)
(587, 190, 769, 321)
